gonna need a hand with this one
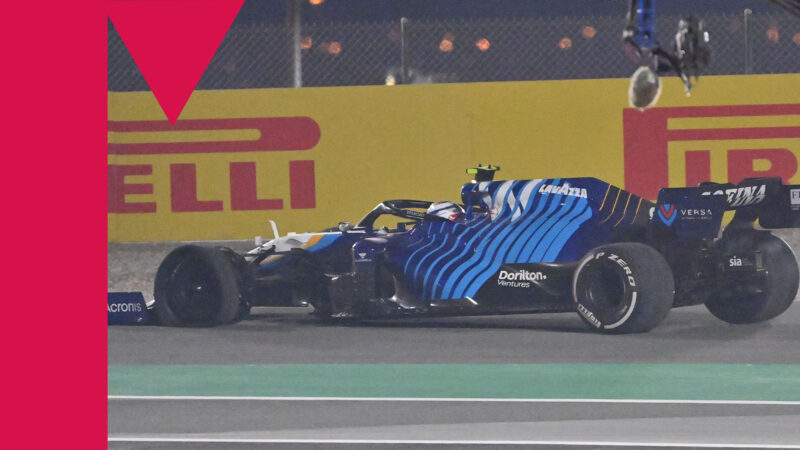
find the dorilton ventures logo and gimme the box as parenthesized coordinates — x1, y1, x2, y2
(497, 269, 546, 288)
(108, 117, 321, 214)
(623, 104, 800, 200)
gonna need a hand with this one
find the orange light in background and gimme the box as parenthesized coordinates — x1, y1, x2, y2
(793, 32, 800, 45)
(558, 37, 573, 50)
(582, 26, 596, 39)
(327, 41, 342, 55)
(300, 36, 313, 50)
(439, 32, 455, 52)
(309, 0, 325, 5)
(766, 27, 780, 42)
(475, 38, 491, 51)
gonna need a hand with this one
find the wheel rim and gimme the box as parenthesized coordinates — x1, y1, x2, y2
(718, 240, 769, 305)
(578, 261, 628, 324)
(166, 258, 223, 324)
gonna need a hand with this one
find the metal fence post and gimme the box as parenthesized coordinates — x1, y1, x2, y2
(744, 8, 753, 74)
(288, 0, 303, 87)
(400, 17, 408, 84)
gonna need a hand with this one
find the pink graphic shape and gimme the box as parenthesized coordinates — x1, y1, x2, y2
(108, 0, 245, 124)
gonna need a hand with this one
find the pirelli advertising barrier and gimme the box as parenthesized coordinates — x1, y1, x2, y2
(108, 74, 800, 242)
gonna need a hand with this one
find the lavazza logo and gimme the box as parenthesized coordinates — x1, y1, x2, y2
(108, 303, 143, 313)
(497, 269, 546, 288)
(539, 183, 588, 198)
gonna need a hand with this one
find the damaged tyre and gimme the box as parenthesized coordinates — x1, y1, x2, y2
(705, 231, 798, 324)
(154, 245, 244, 326)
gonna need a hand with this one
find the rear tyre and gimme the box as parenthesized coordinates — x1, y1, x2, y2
(154, 245, 243, 326)
(573, 243, 674, 334)
(705, 231, 798, 324)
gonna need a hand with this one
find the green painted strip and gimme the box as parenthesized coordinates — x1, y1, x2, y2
(108, 364, 800, 401)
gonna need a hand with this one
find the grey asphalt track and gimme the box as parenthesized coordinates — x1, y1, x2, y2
(109, 303, 800, 365)
(108, 398, 800, 448)
(107, 235, 800, 447)
(108, 234, 800, 365)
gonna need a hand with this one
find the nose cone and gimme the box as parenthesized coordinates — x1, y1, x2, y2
(628, 66, 662, 110)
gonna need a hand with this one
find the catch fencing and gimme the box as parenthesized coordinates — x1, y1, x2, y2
(109, 10, 799, 90)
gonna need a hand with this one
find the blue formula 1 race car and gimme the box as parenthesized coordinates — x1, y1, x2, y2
(153, 166, 800, 333)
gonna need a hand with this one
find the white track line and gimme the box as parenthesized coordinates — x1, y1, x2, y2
(107, 395, 800, 405)
(105, 437, 800, 448)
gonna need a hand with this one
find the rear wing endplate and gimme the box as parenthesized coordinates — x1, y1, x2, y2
(654, 177, 800, 238)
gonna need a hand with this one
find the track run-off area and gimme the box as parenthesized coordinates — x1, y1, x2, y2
(109, 305, 800, 448)
(109, 237, 800, 448)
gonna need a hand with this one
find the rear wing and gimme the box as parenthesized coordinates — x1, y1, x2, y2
(653, 177, 800, 238)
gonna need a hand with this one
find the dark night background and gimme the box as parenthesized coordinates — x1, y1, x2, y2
(240, 0, 792, 24)
(109, 0, 799, 90)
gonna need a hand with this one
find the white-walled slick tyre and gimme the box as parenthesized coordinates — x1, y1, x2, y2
(573, 243, 674, 334)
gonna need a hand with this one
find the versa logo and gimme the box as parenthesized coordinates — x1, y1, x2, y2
(657, 204, 677, 226)
(108, 117, 321, 213)
(623, 104, 800, 200)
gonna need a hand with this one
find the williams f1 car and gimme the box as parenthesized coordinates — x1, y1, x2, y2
(153, 166, 800, 333)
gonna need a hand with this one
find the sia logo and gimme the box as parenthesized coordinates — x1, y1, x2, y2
(657, 204, 677, 226)
(623, 104, 800, 200)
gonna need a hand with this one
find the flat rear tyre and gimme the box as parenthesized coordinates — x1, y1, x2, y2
(705, 232, 798, 324)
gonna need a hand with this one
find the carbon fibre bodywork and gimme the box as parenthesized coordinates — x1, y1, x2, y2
(389, 178, 651, 303)
(149, 164, 800, 331)
(247, 177, 651, 317)
(240, 172, 800, 321)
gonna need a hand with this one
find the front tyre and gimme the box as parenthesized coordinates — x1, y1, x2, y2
(154, 245, 244, 326)
(573, 243, 674, 334)
(705, 231, 798, 324)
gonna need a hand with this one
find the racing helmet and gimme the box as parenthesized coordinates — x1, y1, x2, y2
(426, 201, 464, 221)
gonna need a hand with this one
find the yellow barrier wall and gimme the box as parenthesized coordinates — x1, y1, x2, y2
(108, 74, 800, 242)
